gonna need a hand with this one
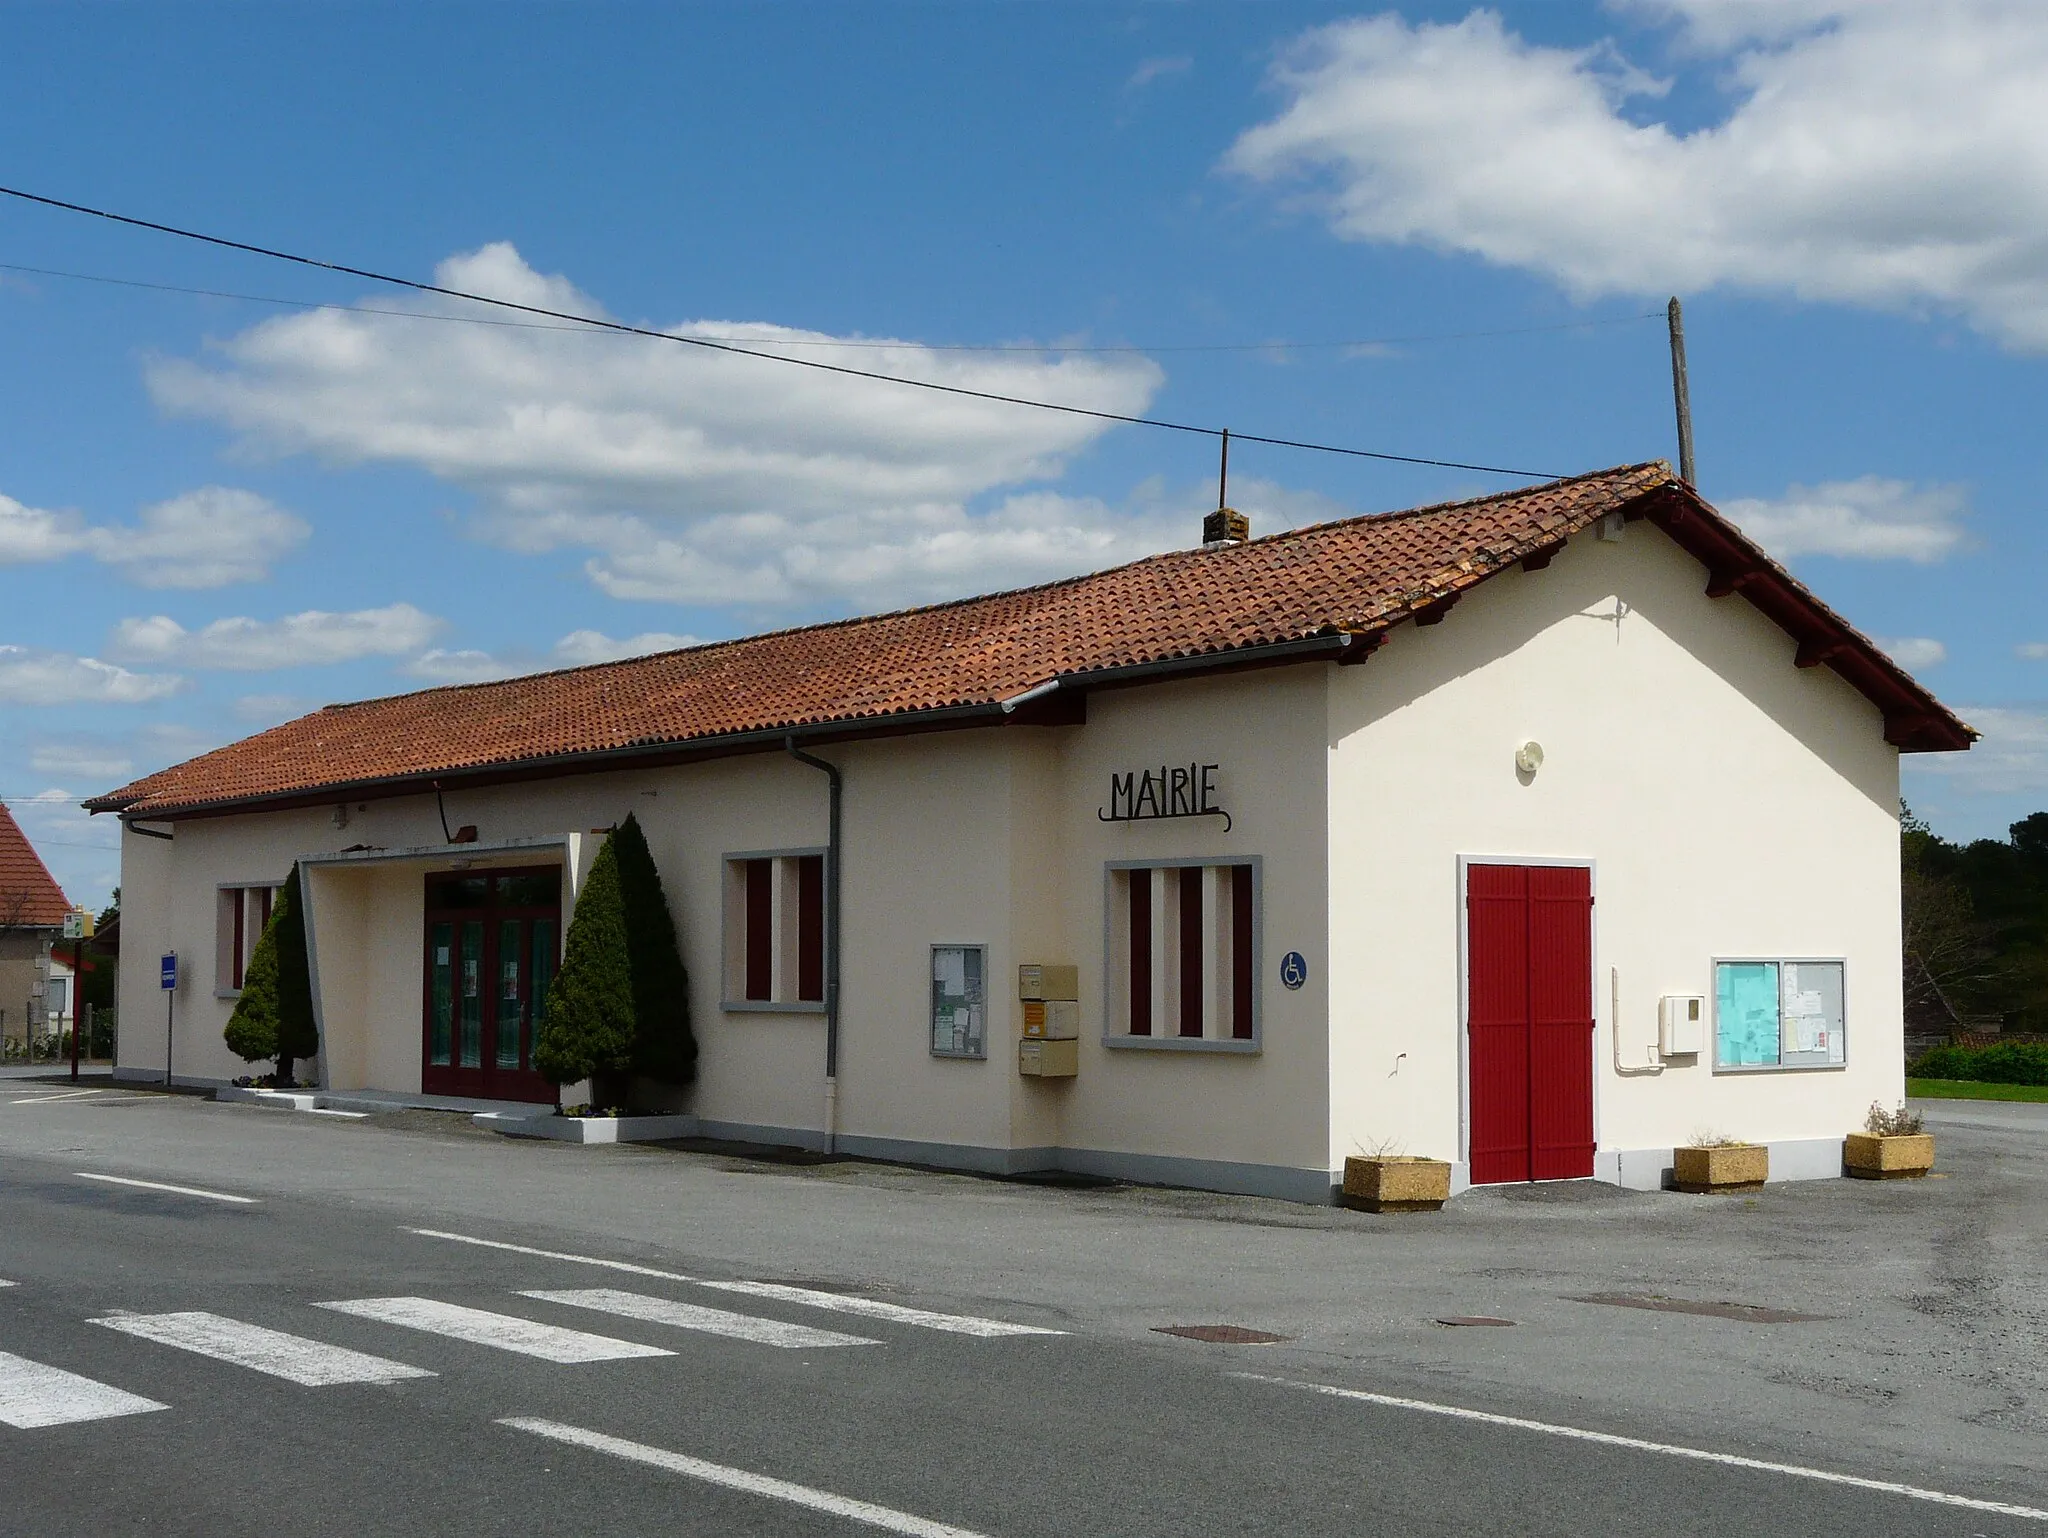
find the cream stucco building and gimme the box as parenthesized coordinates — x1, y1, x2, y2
(90, 464, 1971, 1201)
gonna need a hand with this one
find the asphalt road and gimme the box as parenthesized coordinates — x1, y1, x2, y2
(1, 1080, 2043, 1536)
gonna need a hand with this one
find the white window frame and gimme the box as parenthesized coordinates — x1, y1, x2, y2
(1101, 855, 1262, 1054)
(1710, 955, 1848, 1074)
(214, 880, 282, 999)
(721, 846, 827, 1013)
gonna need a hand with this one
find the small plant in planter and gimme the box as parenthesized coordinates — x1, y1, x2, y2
(1673, 1130, 1768, 1194)
(1844, 1101, 1934, 1180)
(1342, 1139, 1453, 1213)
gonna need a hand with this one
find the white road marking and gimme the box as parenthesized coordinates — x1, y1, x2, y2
(408, 1228, 699, 1281)
(10, 1090, 103, 1105)
(314, 1297, 673, 1363)
(0, 1279, 15, 1288)
(306, 1108, 368, 1119)
(501, 1418, 996, 1538)
(1238, 1373, 2048, 1523)
(0, 1349, 166, 1429)
(699, 1280, 1063, 1338)
(73, 1173, 256, 1204)
(407, 1227, 1061, 1338)
(521, 1288, 879, 1349)
(90, 1311, 434, 1386)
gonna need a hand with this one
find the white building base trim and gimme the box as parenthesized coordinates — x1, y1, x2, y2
(1597, 1136, 1845, 1191)
(478, 1111, 698, 1144)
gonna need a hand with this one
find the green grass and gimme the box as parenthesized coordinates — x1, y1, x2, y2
(1907, 1077, 2048, 1103)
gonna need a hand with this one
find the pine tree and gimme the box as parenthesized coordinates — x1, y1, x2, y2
(222, 865, 319, 1085)
(612, 812, 697, 1087)
(532, 834, 636, 1098)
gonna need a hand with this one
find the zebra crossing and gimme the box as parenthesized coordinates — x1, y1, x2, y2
(0, 1267, 1058, 1431)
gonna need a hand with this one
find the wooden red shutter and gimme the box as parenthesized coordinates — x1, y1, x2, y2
(796, 855, 824, 1003)
(1231, 864, 1255, 1039)
(1178, 866, 1204, 1037)
(1127, 869, 1152, 1035)
(744, 859, 773, 1001)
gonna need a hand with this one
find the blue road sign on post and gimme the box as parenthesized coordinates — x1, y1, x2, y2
(160, 953, 178, 990)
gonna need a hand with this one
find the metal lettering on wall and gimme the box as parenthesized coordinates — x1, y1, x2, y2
(1098, 763, 1232, 832)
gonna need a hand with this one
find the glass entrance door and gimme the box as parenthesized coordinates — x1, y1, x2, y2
(423, 867, 560, 1103)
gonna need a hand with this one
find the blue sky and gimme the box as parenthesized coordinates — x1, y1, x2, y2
(3, 0, 2043, 907)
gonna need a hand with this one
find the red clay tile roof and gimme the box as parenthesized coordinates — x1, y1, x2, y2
(0, 803, 70, 926)
(85, 462, 1970, 820)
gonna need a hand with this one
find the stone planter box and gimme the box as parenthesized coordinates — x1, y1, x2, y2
(474, 1110, 699, 1145)
(1843, 1132, 1934, 1180)
(1673, 1143, 1768, 1193)
(1342, 1155, 1452, 1213)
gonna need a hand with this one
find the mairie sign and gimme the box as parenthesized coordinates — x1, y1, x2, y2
(1098, 762, 1232, 833)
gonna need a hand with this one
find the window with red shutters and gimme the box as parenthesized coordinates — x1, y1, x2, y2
(1112, 861, 1258, 1045)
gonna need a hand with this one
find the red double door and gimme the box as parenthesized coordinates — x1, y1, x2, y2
(1466, 863, 1595, 1184)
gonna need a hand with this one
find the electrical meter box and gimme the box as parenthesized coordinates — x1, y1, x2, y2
(1018, 963, 1079, 1001)
(1022, 1000, 1080, 1039)
(1018, 1038, 1078, 1077)
(1658, 995, 1706, 1056)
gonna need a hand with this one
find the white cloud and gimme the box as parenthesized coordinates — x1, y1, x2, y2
(1721, 478, 1969, 563)
(28, 743, 136, 782)
(550, 630, 699, 666)
(0, 647, 182, 705)
(1225, 4, 2048, 348)
(573, 473, 1347, 607)
(85, 487, 309, 589)
(1910, 706, 2048, 795)
(1877, 636, 1946, 671)
(0, 493, 87, 564)
(145, 244, 1166, 608)
(1128, 55, 1193, 90)
(2, 485, 304, 587)
(2019, 642, 2048, 660)
(108, 604, 442, 670)
(404, 628, 706, 686)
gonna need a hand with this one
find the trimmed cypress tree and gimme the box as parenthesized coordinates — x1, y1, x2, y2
(532, 834, 636, 1099)
(223, 864, 318, 1085)
(612, 813, 697, 1087)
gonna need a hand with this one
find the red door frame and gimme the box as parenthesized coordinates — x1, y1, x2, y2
(1461, 859, 1598, 1184)
(421, 866, 562, 1104)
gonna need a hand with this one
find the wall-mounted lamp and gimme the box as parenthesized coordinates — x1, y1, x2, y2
(1515, 741, 1545, 776)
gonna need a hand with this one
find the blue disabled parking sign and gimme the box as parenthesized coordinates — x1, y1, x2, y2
(1279, 951, 1308, 990)
(160, 953, 178, 990)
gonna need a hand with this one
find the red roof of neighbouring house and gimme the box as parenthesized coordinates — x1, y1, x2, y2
(0, 804, 70, 927)
(83, 462, 1973, 821)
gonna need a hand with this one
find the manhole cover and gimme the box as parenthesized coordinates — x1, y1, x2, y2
(1436, 1316, 1515, 1327)
(1152, 1324, 1291, 1344)
(1567, 1292, 1827, 1324)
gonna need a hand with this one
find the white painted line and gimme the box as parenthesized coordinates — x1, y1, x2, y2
(315, 1297, 673, 1363)
(699, 1280, 1063, 1338)
(521, 1288, 879, 1349)
(1237, 1373, 2048, 1523)
(407, 1227, 1060, 1337)
(0, 1279, 15, 1288)
(408, 1228, 698, 1281)
(0, 1348, 166, 1429)
(305, 1108, 369, 1119)
(90, 1311, 434, 1386)
(501, 1418, 996, 1538)
(73, 1172, 256, 1204)
(10, 1090, 103, 1105)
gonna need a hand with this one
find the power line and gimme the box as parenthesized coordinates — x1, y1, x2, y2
(0, 184, 1565, 480)
(0, 258, 1660, 355)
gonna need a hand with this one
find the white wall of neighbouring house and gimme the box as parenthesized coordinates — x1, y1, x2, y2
(1325, 521, 1910, 1184)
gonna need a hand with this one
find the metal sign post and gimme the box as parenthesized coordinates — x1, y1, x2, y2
(160, 952, 178, 1088)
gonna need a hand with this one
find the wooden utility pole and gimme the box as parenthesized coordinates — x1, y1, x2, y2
(1667, 297, 1696, 485)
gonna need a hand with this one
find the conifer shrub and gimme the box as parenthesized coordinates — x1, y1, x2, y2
(532, 835, 636, 1095)
(612, 812, 697, 1087)
(222, 865, 319, 1085)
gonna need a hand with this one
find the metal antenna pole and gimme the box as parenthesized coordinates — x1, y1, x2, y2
(1217, 427, 1230, 509)
(1667, 297, 1696, 485)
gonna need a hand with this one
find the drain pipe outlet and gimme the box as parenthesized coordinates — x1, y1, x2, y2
(786, 736, 843, 1152)
(1611, 966, 1664, 1077)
